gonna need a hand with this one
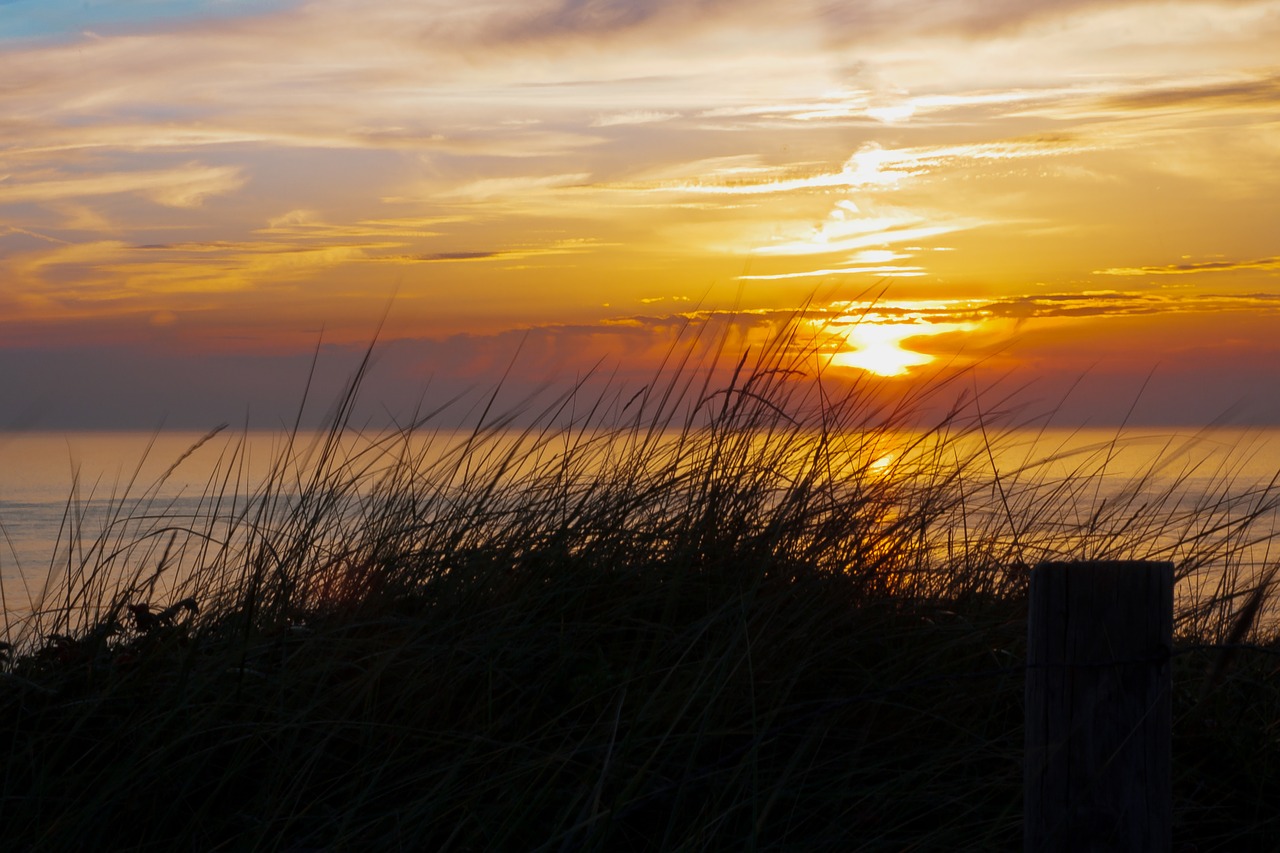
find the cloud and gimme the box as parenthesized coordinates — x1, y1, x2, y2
(816, 0, 1068, 40)
(408, 251, 506, 262)
(751, 222, 972, 259)
(820, 291, 1280, 327)
(433, 173, 593, 202)
(2, 236, 394, 323)
(0, 163, 244, 207)
(490, 0, 747, 41)
(0, 223, 70, 244)
(384, 238, 609, 263)
(256, 211, 468, 239)
(738, 265, 925, 280)
(1098, 73, 1280, 113)
(590, 110, 680, 127)
(814, 0, 1280, 46)
(630, 136, 1092, 197)
(1095, 257, 1280, 276)
(464, 0, 1280, 51)
(0, 116, 597, 162)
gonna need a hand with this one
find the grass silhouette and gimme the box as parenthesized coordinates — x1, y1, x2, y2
(2, 316, 1279, 850)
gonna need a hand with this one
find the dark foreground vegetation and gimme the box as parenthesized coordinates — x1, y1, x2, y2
(3, 325, 1280, 851)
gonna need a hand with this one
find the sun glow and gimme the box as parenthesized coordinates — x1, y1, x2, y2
(828, 321, 977, 377)
(868, 452, 895, 472)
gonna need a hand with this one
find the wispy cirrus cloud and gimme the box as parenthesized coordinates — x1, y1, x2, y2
(590, 110, 681, 127)
(624, 136, 1093, 197)
(431, 173, 593, 203)
(1095, 256, 1280, 276)
(1097, 72, 1280, 113)
(380, 237, 610, 264)
(0, 163, 244, 207)
(255, 210, 470, 240)
(4, 237, 392, 321)
(818, 291, 1280, 327)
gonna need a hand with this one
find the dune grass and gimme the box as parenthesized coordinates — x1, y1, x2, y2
(3, 320, 1280, 851)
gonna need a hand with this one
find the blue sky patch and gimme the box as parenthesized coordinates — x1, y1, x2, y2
(0, 0, 298, 43)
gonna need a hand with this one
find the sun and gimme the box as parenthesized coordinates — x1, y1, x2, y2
(828, 320, 975, 377)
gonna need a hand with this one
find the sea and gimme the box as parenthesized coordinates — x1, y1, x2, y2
(3, 426, 1280, 626)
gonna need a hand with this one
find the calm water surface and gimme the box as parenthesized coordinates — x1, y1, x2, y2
(3, 426, 1280, 619)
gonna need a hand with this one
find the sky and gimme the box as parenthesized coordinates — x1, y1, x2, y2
(1, 0, 1279, 429)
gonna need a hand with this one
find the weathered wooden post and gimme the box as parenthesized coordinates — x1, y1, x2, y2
(1025, 560, 1173, 852)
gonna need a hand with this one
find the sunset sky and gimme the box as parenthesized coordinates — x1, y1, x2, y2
(2, 0, 1279, 429)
